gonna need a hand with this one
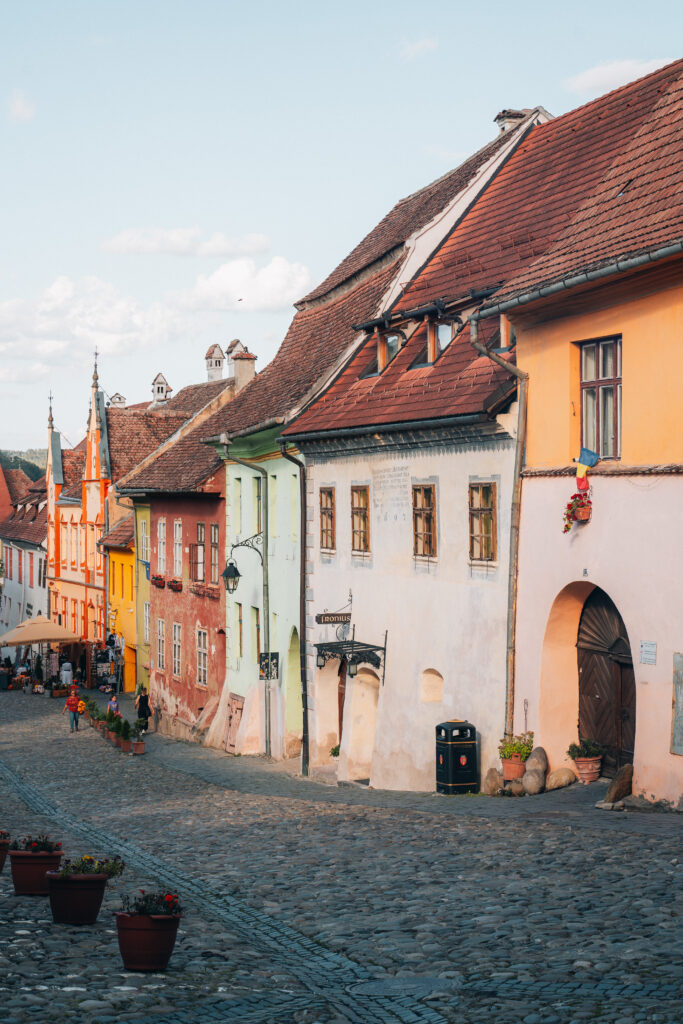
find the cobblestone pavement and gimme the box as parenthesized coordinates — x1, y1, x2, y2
(0, 691, 681, 1024)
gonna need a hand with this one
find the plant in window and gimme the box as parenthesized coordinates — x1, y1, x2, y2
(563, 492, 592, 533)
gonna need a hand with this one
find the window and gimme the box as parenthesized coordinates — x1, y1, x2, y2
(197, 628, 208, 685)
(173, 520, 182, 576)
(157, 518, 166, 573)
(28, 552, 34, 588)
(351, 486, 370, 553)
(210, 524, 219, 585)
(60, 525, 67, 565)
(251, 606, 261, 663)
(190, 523, 205, 582)
(253, 477, 262, 534)
(6, 546, 11, 580)
(412, 485, 437, 557)
(111, 563, 116, 596)
(580, 337, 621, 459)
(120, 562, 124, 598)
(70, 524, 77, 565)
(233, 478, 242, 534)
(378, 332, 403, 372)
(235, 602, 243, 658)
(140, 518, 149, 562)
(157, 619, 166, 671)
(320, 488, 336, 550)
(172, 623, 181, 677)
(39, 558, 46, 588)
(71, 599, 77, 634)
(144, 601, 150, 644)
(18, 551, 22, 585)
(469, 483, 497, 562)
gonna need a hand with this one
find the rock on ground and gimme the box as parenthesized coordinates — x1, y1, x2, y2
(522, 768, 545, 795)
(546, 767, 577, 790)
(482, 768, 503, 795)
(525, 747, 548, 774)
(605, 763, 634, 802)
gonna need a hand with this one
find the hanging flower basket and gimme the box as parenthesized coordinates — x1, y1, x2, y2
(151, 575, 166, 589)
(563, 493, 592, 533)
(168, 579, 183, 592)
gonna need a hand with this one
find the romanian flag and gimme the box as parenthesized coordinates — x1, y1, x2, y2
(575, 447, 598, 491)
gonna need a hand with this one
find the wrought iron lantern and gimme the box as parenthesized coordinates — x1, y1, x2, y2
(316, 651, 326, 669)
(221, 559, 241, 594)
(348, 659, 358, 677)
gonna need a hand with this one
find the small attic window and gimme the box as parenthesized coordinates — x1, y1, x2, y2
(410, 321, 457, 369)
(360, 351, 379, 378)
(378, 331, 405, 372)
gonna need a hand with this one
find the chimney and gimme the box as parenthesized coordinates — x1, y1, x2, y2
(232, 350, 257, 393)
(494, 108, 530, 134)
(109, 393, 126, 408)
(205, 344, 225, 382)
(150, 373, 172, 406)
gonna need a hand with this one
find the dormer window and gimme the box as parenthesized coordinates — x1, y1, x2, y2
(410, 320, 457, 368)
(377, 331, 406, 372)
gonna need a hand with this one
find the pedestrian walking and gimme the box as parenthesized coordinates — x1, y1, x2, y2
(134, 687, 152, 733)
(107, 694, 121, 717)
(62, 690, 80, 733)
(60, 660, 73, 688)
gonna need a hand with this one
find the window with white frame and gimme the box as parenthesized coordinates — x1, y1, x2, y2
(157, 518, 166, 573)
(144, 601, 150, 644)
(172, 623, 181, 677)
(157, 618, 165, 670)
(197, 628, 208, 685)
(210, 523, 219, 585)
(140, 518, 149, 562)
(173, 520, 182, 576)
(190, 522, 205, 582)
(580, 337, 622, 459)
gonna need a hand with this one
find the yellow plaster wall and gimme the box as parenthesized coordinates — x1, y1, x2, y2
(516, 280, 683, 468)
(134, 504, 150, 692)
(108, 547, 137, 692)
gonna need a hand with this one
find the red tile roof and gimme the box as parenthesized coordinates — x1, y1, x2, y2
(286, 58, 683, 437)
(105, 408, 187, 481)
(299, 132, 510, 304)
(163, 378, 234, 415)
(4, 468, 32, 503)
(0, 479, 47, 547)
(60, 449, 86, 499)
(99, 513, 135, 550)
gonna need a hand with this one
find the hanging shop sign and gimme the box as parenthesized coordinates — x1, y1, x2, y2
(315, 612, 351, 625)
(259, 652, 279, 681)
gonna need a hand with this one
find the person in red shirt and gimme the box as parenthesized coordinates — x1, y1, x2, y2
(62, 690, 80, 732)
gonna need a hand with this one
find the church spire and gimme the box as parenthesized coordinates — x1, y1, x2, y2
(92, 347, 99, 389)
(48, 391, 54, 431)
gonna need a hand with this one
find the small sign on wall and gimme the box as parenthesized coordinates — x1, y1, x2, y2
(640, 641, 657, 665)
(672, 654, 683, 756)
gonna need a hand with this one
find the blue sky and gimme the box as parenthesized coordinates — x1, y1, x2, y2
(0, 0, 679, 448)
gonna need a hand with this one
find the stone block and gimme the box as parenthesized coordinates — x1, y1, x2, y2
(605, 764, 633, 803)
(522, 768, 545, 795)
(525, 746, 548, 774)
(546, 767, 577, 790)
(482, 767, 503, 795)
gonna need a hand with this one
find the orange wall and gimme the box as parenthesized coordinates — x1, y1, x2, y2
(515, 280, 683, 468)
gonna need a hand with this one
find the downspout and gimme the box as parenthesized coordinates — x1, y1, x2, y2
(278, 440, 310, 777)
(226, 450, 271, 758)
(469, 313, 528, 738)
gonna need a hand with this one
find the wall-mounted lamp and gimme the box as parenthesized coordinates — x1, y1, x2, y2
(221, 559, 241, 594)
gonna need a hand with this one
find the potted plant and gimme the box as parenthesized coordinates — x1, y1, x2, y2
(115, 889, 183, 971)
(0, 829, 10, 873)
(8, 834, 63, 895)
(105, 709, 117, 742)
(119, 719, 132, 753)
(112, 715, 123, 747)
(498, 731, 534, 781)
(47, 854, 125, 925)
(567, 738, 604, 784)
(130, 719, 146, 755)
(563, 492, 592, 533)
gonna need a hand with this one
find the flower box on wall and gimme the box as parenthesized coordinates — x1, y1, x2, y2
(205, 587, 220, 601)
(168, 579, 183, 592)
(151, 575, 166, 589)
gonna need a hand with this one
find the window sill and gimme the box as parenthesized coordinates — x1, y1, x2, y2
(320, 547, 336, 555)
(468, 560, 499, 569)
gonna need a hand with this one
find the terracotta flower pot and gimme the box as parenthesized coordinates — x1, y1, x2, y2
(47, 872, 108, 925)
(115, 913, 180, 971)
(0, 838, 9, 874)
(107, 730, 117, 743)
(573, 755, 602, 784)
(9, 850, 63, 895)
(501, 754, 526, 781)
(120, 739, 132, 753)
(131, 740, 146, 755)
(574, 506, 591, 522)
(115, 735, 122, 748)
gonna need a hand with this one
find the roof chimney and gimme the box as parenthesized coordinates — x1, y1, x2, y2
(109, 393, 126, 408)
(205, 344, 225, 382)
(494, 108, 530, 134)
(150, 372, 172, 406)
(232, 350, 257, 393)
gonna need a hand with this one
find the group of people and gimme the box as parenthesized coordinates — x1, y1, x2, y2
(61, 685, 152, 734)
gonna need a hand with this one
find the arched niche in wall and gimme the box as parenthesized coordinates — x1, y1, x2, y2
(420, 668, 444, 703)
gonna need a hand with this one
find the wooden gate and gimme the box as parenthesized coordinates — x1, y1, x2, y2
(225, 692, 245, 754)
(577, 588, 636, 776)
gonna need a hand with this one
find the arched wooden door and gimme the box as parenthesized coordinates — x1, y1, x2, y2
(577, 588, 636, 776)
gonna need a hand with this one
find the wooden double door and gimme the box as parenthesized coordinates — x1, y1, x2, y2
(577, 588, 636, 777)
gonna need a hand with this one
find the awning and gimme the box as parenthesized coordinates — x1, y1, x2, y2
(314, 639, 383, 669)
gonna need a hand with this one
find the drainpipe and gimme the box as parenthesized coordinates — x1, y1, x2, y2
(278, 439, 310, 777)
(469, 313, 528, 738)
(225, 450, 271, 758)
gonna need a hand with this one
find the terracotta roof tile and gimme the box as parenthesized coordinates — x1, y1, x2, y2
(105, 408, 187, 481)
(0, 479, 47, 546)
(99, 513, 135, 550)
(163, 378, 234, 415)
(4, 468, 32, 503)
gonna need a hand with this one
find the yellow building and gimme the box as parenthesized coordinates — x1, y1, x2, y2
(133, 502, 151, 693)
(100, 515, 137, 692)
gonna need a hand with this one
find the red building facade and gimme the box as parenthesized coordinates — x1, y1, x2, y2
(148, 478, 226, 737)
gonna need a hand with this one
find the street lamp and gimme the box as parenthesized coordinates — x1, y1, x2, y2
(221, 559, 241, 594)
(348, 660, 358, 677)
(316, 651, 325, 669)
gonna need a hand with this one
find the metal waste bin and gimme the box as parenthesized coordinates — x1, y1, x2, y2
(435, 720, 478, 794)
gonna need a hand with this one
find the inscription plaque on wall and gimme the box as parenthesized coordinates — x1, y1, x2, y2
(640, 641, 657, 665)
(672, 653, 683, 756)
(315, 613, 351, 625)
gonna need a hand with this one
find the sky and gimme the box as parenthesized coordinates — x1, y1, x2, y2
(0, 0, 680, 450)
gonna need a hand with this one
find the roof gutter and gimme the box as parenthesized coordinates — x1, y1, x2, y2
(285, 412, 486, 444)
(478, 240, 683, 319)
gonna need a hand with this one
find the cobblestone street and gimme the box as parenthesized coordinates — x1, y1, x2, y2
(0, 691, 681, 1024)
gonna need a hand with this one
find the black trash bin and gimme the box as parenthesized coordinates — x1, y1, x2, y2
(435, 720, 478, 794)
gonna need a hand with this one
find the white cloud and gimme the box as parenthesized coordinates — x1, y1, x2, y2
(0, 362, 49, 384)
(399, 37, 438, 62)
(7, 89, 36, 123)
(176, 256, 312, 312)
(565, 58, 673, 97)
(0, 275, 184, 366)
(102, 227, 271, 258)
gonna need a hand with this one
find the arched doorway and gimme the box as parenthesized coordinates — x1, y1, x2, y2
(284, 628, 303, 757)
(577, 588, 636, 776)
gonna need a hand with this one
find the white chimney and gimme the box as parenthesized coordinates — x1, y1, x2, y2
(150, 372, 172, 405)
(109, 393, 126, 408)
(232, 350, 257, 393)
(205, 344, 225, 382)
(494, 108, 531, 133)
